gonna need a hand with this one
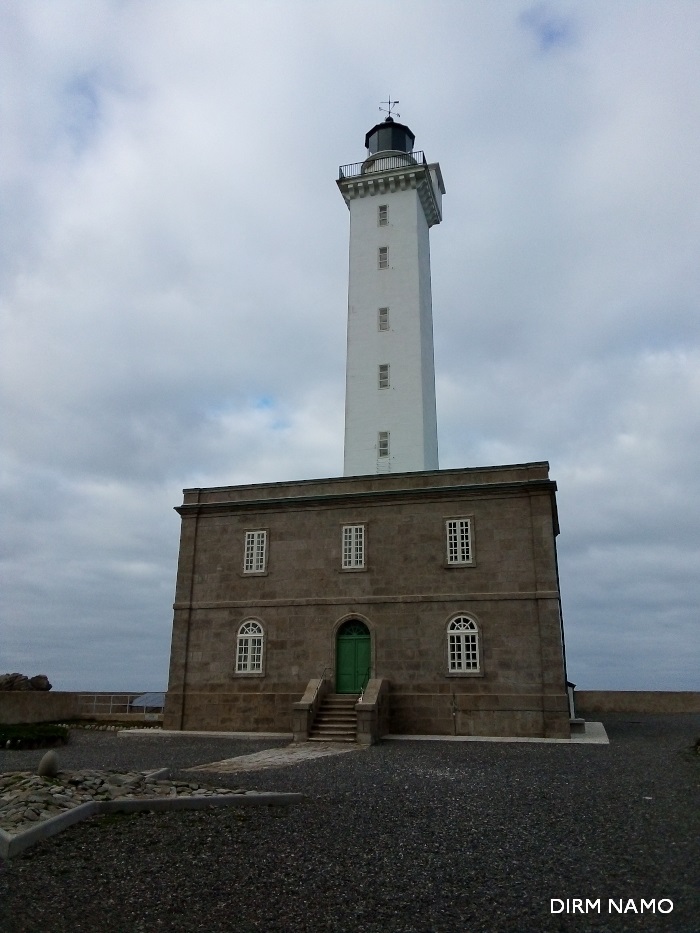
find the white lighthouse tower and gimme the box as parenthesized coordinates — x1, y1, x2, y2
(338, 110, 445, 476)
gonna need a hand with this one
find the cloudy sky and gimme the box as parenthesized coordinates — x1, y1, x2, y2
(2, 1, 698, 693)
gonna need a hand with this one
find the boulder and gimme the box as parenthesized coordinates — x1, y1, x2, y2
(29, 675, 52, 691)
(38, 750, 59, 778)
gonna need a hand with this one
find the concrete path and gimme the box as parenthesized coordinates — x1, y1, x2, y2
(187, 741, 364, 774)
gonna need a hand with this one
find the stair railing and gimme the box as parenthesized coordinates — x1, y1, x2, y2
(358, 666, 372, 703)
(311, 667, 332, 705)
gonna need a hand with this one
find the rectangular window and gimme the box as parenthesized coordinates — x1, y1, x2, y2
(378, 363, 389, 389)
(378, 307, 389, 331)
(378, 246, 389, 269)
(342, 525, 365, 569)
(378, 431, 390, 458)
(243, 530, 267, 573)
(378, 204, 388, 226)
(446, 519, 471, 565)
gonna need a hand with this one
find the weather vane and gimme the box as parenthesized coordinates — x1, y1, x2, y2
(379, 97, 400, 119)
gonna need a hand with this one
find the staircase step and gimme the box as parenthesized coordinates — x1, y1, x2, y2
(308, 735, 356, 743)
(308, 693, 359, 743)
(311, 722, 357, 735)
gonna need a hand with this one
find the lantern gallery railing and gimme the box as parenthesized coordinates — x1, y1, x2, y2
(338, 150, 427, 179)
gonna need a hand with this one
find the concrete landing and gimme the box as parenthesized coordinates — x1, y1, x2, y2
(187, 741, 364, 774)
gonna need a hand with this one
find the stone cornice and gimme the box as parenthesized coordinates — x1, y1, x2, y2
(175, 478, 557, 517)
(337, 163, 442, 227)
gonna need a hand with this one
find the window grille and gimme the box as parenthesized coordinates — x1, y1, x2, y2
(448, 617, 479, 672)
(342, 525, 365, 569)
(446, 519, 471, 564)
(378, 204, 388, 226)
(244, 530, 267, 573)
(378, 431, 390, 458)
(378, 307, 389, 331)
(378, 246, 389, 269)
(236, 620, 264, 673)
(378, 363, 390, 389)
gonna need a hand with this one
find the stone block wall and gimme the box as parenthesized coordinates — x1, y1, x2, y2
(0, 692, 80, 725)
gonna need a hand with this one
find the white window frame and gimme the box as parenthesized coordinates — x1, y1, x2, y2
(447, 616, 480, 673)
(378, 307, 389, 331)
(236, 620, 264, 674)
(446, 518, 472, 565)
(342, 524, 365, 569)
(378, 363, 390, 389)
(378, 431, 390, 458)
(378, 246, 389, 269)
(378, 204, 388, 226)
(243, 530, 267, 573)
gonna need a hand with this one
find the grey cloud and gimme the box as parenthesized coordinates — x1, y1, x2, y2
(1, 1, 698, 690)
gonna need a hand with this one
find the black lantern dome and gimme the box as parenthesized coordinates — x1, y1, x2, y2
(364, 116, 415, 155)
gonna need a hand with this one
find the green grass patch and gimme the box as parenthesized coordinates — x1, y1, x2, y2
(0, 722, 69, 750)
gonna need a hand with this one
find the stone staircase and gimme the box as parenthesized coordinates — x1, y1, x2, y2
(308, 694, 359, 743)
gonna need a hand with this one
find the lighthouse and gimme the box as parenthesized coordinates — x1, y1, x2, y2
(337, 111, 445, 476)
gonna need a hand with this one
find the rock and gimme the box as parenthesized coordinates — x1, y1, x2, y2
(37, 750, 59, 778)
(29, 674, 52, 691)
(0, 672, 52, 690)
(0, 673, 31, 691)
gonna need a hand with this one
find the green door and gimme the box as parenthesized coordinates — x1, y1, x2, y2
(336, 620, 371, 694)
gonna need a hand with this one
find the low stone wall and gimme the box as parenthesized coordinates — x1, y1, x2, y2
(0, 692, 165, 725)
(575, 691, 700, 715)
(0, 692, 80, 725)
(388, 690, 571, 739)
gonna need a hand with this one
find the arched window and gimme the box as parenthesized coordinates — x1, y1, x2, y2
(236, 620, 264, 673)
(447, 616, 480, 672)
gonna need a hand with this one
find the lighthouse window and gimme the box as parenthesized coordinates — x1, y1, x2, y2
(378, 364, 390, 389)
(378, 204, 388, 226)
(446, 519, 472, 565)
(378, 247, 389, 269)
(378, 431, 390, 458)
(342, 525, 365, 569)
(243, 530, 268, 573)
(378, 307, 389, 331)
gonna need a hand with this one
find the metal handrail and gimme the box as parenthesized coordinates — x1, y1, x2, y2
(79, 693, 159, 715)
(358, 667, 372, 703)
(311, 667, 332, 705)
(338, 150, 427, 180)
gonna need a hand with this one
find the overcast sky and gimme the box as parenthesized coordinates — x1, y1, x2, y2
(2, 1, 698, 693)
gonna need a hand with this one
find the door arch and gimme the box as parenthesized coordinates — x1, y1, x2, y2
(335, 619, 371, 694)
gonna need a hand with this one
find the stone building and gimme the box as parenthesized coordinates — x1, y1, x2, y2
(163, 113, 570, 740)
(163, 463, 570, 738)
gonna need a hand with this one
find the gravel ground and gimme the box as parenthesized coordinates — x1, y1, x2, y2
(0, 716, 698, 933)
